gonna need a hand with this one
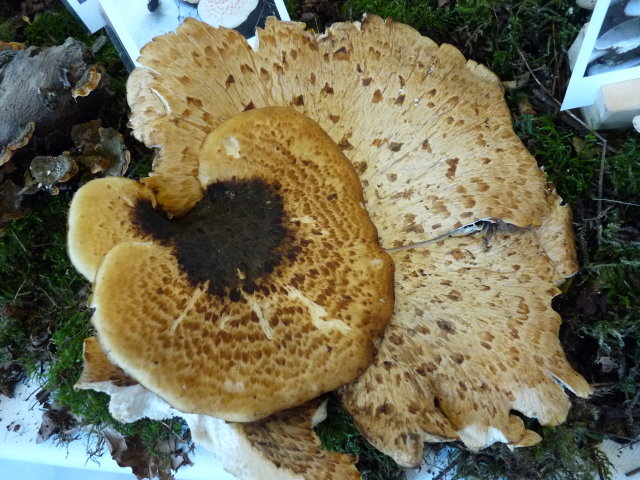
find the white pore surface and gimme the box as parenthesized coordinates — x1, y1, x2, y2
(198, 0, 259, 28)
(0, 378, 235, 479)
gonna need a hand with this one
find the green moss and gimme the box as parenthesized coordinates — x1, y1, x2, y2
(284, 0, 301, 14)
(0, 192, 187, 467)
(341, 0, 587, 78)
(514, 114, 601, 203)
(0, 17, 19, 41)
(1, 194, 79, 369)
(452, 424, 611, 480)
(314, 395, 404, 480)
(23, 8, 89, 46)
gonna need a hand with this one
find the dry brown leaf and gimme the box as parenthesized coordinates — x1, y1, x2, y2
(0, 179, 29, 233)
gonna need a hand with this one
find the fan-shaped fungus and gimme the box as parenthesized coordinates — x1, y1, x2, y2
(71, 14, 590, 472)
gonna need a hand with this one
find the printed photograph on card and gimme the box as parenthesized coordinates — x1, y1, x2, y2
(99, 0, 290, 67)
(562, 0, 640, 110)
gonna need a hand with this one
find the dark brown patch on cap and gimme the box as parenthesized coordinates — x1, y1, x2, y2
(133, 180, 298, 299)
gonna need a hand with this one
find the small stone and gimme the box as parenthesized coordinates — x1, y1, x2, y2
(633, 115, 640, 133)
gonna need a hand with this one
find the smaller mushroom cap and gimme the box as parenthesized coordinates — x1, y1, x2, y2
(67, 177, 156, 281)
(69, 107, 394, 421)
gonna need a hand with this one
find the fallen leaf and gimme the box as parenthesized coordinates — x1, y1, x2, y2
(0, 362, 25, 398)
(101, 427, 191, 480)
(36, 406, 78, 443)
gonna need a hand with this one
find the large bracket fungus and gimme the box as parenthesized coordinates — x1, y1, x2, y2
(70, 14, 591, 476)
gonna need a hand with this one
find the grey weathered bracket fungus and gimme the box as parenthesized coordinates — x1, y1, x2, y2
(72, 14, 590, 469)
(0, 39, 109, 165)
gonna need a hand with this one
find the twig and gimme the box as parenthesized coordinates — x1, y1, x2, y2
(597, 139, 607, 243)
(584, 260, 640, 270)
(161, 421, 185, 442)
(434, 459, 459, 480)
(593, 449, 606, 480)
(626, 466, 640, 477)
(40, 287, 59, 308)
(594, 198, 640, 207)
(12, 232, 27, 253)
(12, 279, 26, 302)
(586, 430, 635, 442)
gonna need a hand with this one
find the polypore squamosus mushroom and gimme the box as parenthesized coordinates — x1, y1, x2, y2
(75, 337, 360, 479)
(68, 107, 394, 421)
(120, 14, 590, 463)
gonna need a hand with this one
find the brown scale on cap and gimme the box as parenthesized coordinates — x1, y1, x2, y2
(68, 108, 394, 421)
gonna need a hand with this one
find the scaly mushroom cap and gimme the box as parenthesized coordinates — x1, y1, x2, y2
(75, 337, 361, 480)
(68, 107, 394, 421)
(127, 16, 549, 246)
(188, 400, 360, 480)
(340, 199, 590, 466)
(121, 15, 589, 458)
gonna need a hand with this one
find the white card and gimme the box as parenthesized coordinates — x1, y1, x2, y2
(99, 0, 291, 68)
(562, 0, 640, 110)
(62, 0, 107, 33)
